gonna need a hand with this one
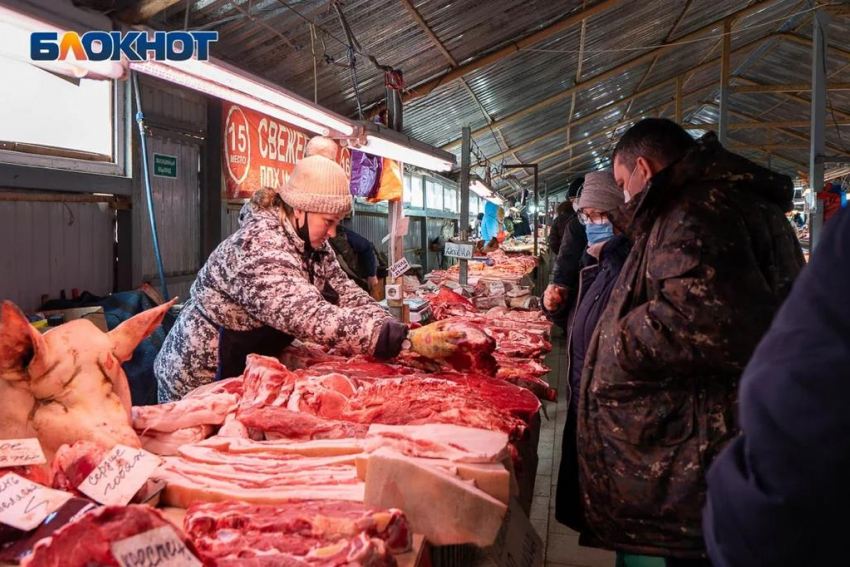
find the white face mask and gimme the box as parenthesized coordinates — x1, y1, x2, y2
(623, 163, 644, 203)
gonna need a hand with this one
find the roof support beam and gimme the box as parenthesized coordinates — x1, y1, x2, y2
(399, 0, 530, 172)
(488, 80, 718, 164)
(396, 0, 627, 104)
(728, 143, 810, 150)
(684, 120, 850, 128)
(441, 0, 784, 150)
(481, 35, 773, 162)
(701, 102, 850, 157)
(732, 82, 850, 93)
(738, 78, 850, 122)
(398, 0, 458, 67)
(623, 0, 694, 121)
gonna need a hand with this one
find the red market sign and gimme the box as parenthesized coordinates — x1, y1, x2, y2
(222, 102, 350, 200)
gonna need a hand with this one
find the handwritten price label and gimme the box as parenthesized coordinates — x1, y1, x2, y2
(111, 525, 202, 567)
(444, 241, 474, 259)
(388, 257, 411, 280)
(0, 473, 72, 531)
(0, 439, 46, 468)
(78, 445, 161, 506)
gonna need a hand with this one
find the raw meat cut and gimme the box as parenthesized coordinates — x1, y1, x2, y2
(239, 354, 300, 411)
(364, 424, 509, 464)
(50, 441, 108, 495)
(132, 392, 238, 433)
(184, 500, 411, 566)
(413, 319, 497, 376)
(427, 287, 476, 320)
(0, 464, 50, 486)
(20, 505, 200, 567)
(239, 356, 537, 442)
(217, 413, 251, 438)
(485, 306, 547, 323)
(306, 357, 411, 380)
(493, 355, 556, 402)
(280, 341, 348, 370)
(184, 376, 243, 397)
(140, 425, 213, 456)
(239, 406, 370, 440)
(200, 437, 364, 457)
(363, 450, 507, 547)
(153, 438, 364, 508)
(0, 300, 174, 460)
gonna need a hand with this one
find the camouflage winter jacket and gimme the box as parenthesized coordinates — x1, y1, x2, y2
(154, 202, 391, 402)
(577, 133, 805, 557)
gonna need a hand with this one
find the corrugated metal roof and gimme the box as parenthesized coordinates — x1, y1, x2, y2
(141, 0, 850, 186)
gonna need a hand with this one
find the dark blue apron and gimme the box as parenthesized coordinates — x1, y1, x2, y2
(208, 251, 340, 381)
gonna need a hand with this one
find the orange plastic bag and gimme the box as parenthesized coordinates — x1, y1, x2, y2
(368, 158, 403, 203)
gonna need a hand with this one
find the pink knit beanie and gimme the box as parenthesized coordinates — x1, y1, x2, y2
(277, 155, 351, 215)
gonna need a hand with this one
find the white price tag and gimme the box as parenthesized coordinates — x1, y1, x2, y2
(78, 445, 161, 506)
(0, 439, 46, 468)
(0, 473, 72, 531)
(489, 498, 544, 567)
(489, 281, 506, 296)
(111, 525, 202, 567)
(388, 257, 411, 280)
(444, 241, 475, 259)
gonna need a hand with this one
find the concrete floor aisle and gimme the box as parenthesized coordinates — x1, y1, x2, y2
(532, 326, 615, 567)
(472, 327, 615, 567)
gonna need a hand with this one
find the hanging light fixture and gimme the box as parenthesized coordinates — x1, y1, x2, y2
(131, 60, 330, 135)
(134, 54, 455, 172)
(0, 5, 125, 80)
(153, 57, 355, 136)
(347, 122, 455, 173)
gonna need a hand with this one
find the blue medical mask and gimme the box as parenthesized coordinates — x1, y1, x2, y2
(585, 221, 614, 244)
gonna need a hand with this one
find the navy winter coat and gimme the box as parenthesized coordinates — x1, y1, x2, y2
(567, 235, 632, 414)
(555, 235, 631, 534)
(704, 209, 850, 567)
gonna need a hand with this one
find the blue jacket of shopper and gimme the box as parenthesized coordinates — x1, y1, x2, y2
(704, 208, 850, 567)
(481, 201, 501, 242)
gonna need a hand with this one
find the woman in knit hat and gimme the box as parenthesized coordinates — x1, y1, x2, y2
(154, 139, 458, 402)
(554, 170, 633, 549)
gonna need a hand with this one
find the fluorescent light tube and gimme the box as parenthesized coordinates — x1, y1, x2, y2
(0, 5, 125, 80)
(470, 179, 493, 198)
(363, 134, 453, 172)
(130, 60, 329, 135)
(160, 57, 354, 136)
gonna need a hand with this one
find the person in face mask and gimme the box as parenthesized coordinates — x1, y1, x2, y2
(155, 140, 465, 402)
(542, 178, 589, 323)
(578, 119, 804, 565)
(553, 171, 632, 548)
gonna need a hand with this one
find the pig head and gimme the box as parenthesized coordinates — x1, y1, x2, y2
(0, 299, 175, 460)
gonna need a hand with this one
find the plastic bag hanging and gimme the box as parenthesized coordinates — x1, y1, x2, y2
(349, 150, 382, 198)
(369, 158, 403, 203)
